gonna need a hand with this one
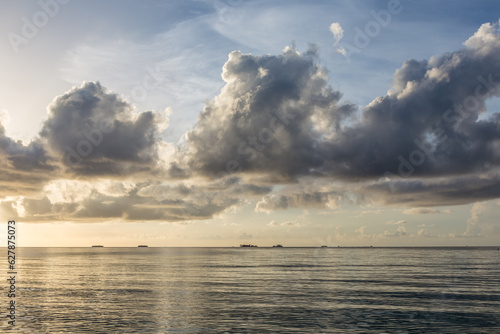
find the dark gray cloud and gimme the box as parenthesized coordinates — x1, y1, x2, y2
(333, 25, 500, 179)
(367, 171, 500, 207)
(172, 45, 357, 180)
(168, 21, 500, 209)
(177, 22, 500, 182)
(0, 123, 56, 196)
(40, 81, 166, 176)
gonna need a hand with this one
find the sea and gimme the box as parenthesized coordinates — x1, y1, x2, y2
(1, 247, 499, 333)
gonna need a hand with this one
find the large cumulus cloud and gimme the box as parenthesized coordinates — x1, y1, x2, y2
(167, 20, 500, 209)
(175, 45, 357, 180)
(174, 21, 500, 182)
(40, 81, 167, 176)
(334, 20, 500, 178)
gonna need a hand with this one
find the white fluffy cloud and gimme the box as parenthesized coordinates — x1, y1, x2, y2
(330, 22, 346, 56)
(463, 202, 485, 237)
(330, 22, 344, 45)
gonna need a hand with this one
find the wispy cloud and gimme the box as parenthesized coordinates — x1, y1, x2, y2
(385, 220, 407, 225)
(403, 208, 447, 215)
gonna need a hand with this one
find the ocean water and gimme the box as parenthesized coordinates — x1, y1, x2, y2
(1, 247, 499, 333)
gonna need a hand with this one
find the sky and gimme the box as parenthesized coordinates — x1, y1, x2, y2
(0, 0, 500, 247)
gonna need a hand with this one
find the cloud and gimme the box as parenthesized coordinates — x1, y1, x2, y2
(330, 22, 346, 56)
(268, 220, 279, 226)
(330, 22, 344, 45)
(355, 225, 366, 234)
(255, 190, 344, 213)
(0, 122, 56, 197)
(385, 220, 407, 225)
(281, 220, 296, 226)
(463, 19, 500, 54)
(10, 176, 272, 223)
(403, 208, 443, 215)
(417, 228, 431, 237)
(2, 20, 500, 223)
(11, 187, 238, 223)
(170, 45, 357, 181)
(383, 224, 407, 237)
(368, 172, 500, 207)
(169, 20, 500, 208)
(355, 209, 382, 217)
(463, 202, 485, 237)
(268, 219, 302, 228)
(0, 78, 276, 223)
(0, 109, 9, 126)
(333, 22, 500, 180)
(0, 125, 53, 174)
(40, 81, 168, 177)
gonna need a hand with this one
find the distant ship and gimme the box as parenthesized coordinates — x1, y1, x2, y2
(321, 245, 328, 248)
(272, 244, 283, 247)
(138, 245, 148, 247)
(91, 245, 104, 247)
(240, 244, 258, 247)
